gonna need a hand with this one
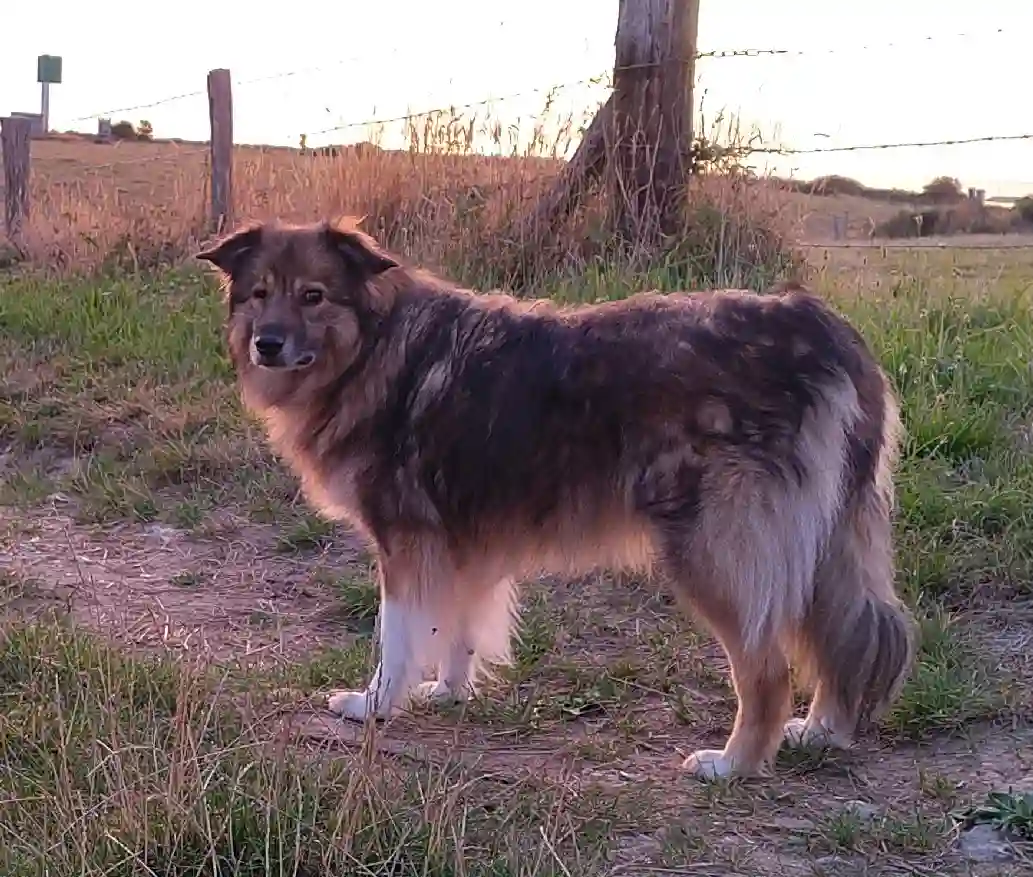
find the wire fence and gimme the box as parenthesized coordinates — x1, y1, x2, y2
(26, 24, 1028, 161)
(60, 24, 1016, 126)
(2, 24, 1031, 251)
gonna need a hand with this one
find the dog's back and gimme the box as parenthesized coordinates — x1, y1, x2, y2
(362, 283, 889, 565)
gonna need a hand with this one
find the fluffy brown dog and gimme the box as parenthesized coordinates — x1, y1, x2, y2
(197, 217, 914, 779)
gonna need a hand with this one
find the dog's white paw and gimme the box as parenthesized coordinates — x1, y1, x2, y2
(412, 679, 472, 707)
(783, 717, 852, 751)
(682, 749, 740, 780)
(327, 689, 380, 722)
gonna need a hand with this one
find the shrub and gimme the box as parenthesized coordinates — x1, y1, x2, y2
(1014, 196, 1033, 225)
(875, 202, 1019, 239)
(922, 176, 963, 202)
(802, 175, 869, 197)
(110, 120, 137, 141)
(876, 209, 940, 239)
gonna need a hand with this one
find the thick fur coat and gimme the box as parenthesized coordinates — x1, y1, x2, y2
(197, 218, 914, 779)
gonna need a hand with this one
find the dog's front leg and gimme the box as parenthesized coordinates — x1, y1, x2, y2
(328, 591, 426, 722)
(412, 575, 517, 706)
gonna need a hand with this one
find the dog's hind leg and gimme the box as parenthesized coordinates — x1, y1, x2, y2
(672, 578, 793, 780)
(649, 469, 812, 779)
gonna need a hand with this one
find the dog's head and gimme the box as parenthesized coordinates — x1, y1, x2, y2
(197, 218, 398, 382)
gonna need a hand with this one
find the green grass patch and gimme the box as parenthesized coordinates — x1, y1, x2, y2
(885, 605, 1007, 739)
(4, 253, 1033, 876)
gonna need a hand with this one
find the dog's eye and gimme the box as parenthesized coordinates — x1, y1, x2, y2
(251, 287, 268, 300)
(302, 287, 324, 305)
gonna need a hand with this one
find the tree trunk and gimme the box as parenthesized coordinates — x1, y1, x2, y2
(501, 0, 699, 288)
(609, 0, 699, 245)
(507, 94, 613, 247)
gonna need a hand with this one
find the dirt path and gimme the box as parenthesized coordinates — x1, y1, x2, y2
(1, 503, 362, 658)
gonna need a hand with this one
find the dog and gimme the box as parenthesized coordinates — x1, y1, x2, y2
(197, 217, 914, 780)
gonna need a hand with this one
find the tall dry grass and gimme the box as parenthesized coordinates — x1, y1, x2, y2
(5, 97, 805, 290)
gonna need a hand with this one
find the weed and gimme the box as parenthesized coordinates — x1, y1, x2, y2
(15, 104, 798, 290)
(884, 605, 1006, 739)
(275, 515, 337, 553)
(333, 570, 380, 620)
(954, 790, 1033, 840)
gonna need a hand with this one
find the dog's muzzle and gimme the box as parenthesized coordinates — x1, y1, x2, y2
(250, 332, 316, 369)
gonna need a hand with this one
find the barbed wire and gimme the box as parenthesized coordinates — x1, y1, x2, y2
(757, 133, 1033, 155)
(65, 92, 204, 123)
(62, 133, 1033, 183)
(53, 75, 1033, 170)
(69, 62, 601, 128)
(66, 117, 1033, 174)
(39, 25, 1033, 178)
(694, 26, 1007, 60)
(65, 47, 420, 124)
(63, 25, 1012, 126)
(302, 77, 606, 138)
(65, 89, 208, 123)
(302, 87, 1033, 156)
(72, 94, 1033, 161)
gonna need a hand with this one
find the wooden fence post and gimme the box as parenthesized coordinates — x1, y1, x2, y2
(207, 68, 233, 232)
(610, 0, 701, 243)
(500, 0, 702, 287)
(1, 115, 32, 242)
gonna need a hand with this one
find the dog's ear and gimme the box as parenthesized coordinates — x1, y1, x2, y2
(197, 224, 264, 277)
(323, 221, 398, 279)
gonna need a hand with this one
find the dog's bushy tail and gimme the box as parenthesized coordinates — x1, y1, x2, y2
(797, 388, 915, 731)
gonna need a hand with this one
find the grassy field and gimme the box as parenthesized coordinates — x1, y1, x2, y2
(2, 235, 1033, 875)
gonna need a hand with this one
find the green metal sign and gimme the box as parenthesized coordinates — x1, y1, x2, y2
(37, 55, 63, 84)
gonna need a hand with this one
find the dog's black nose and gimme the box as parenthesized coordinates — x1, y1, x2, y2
(254, 333, 285, 359)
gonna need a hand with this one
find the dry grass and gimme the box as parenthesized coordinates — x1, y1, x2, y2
(0, 95, 892, 286)
(6, 131, 813, 291)
(10, 135, 1021, 280)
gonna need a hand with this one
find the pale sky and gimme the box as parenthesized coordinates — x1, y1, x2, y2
(2, 1, 1031, 197)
